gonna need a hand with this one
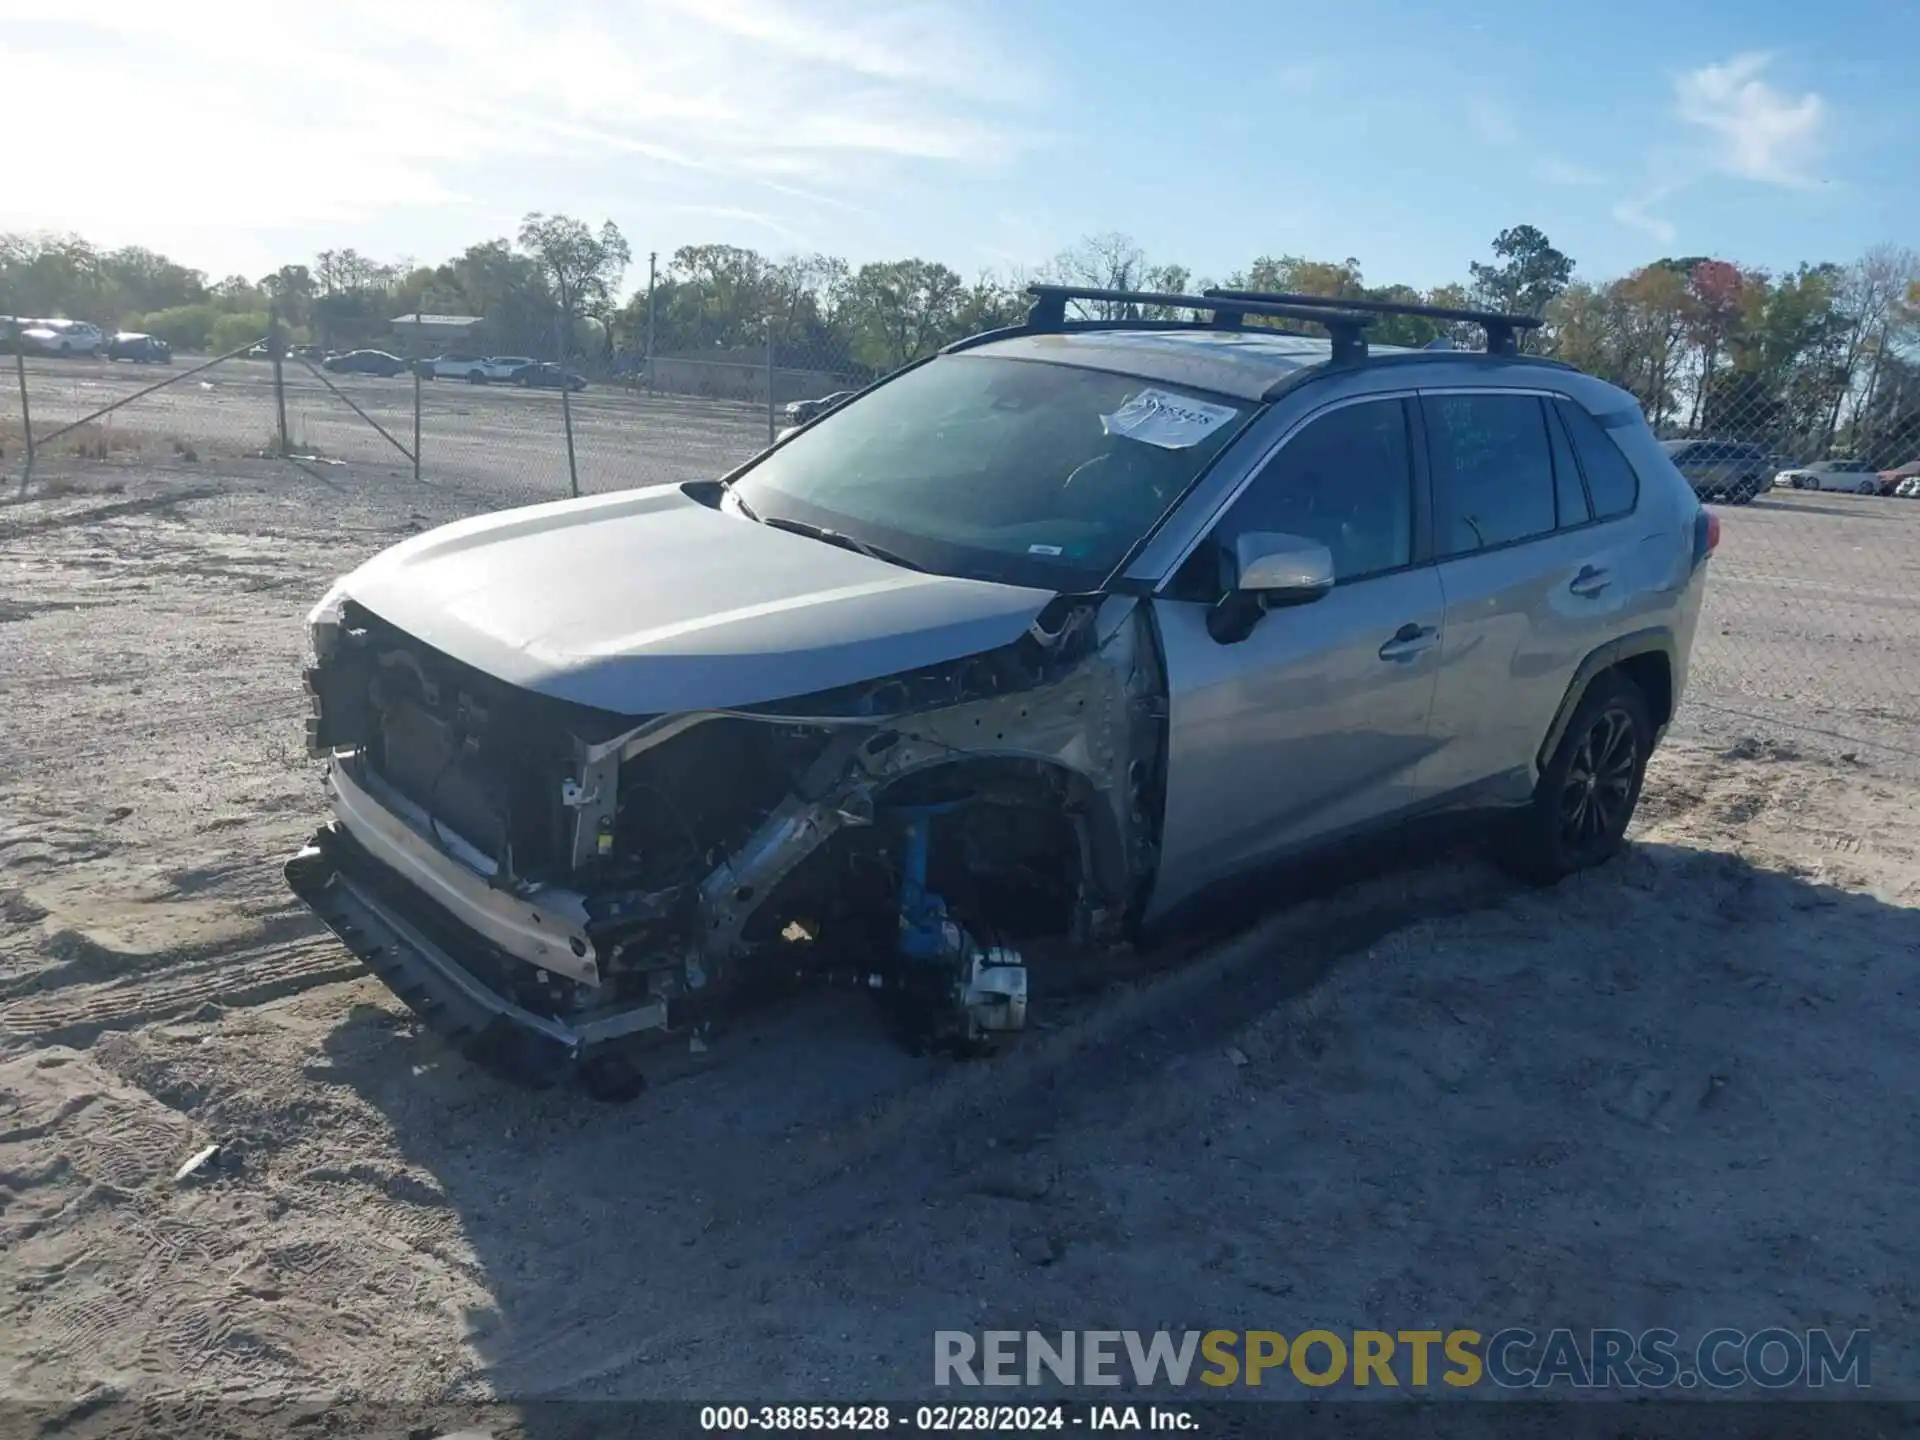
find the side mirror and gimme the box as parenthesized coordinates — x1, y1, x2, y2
(1206, 531, 1335, 644)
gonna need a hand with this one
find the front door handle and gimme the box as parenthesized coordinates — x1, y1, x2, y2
(1378, 623, 1439, 663)
(1569, 564, 1611, 598)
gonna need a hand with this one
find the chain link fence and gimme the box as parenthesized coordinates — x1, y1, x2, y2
(0, 320, 867, 504)
(1643, 379, 1920, 763)
(4, 311, 1916, 763)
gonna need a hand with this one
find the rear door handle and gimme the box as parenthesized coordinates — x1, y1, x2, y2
(1378, 623, 1439, 663)
(1569, 565, 1611, 598)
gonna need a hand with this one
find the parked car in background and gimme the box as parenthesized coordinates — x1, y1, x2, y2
(1776, 459, 1883, 495)
(107, 332, 171, 363)
(1895, 476, 1920, 499)
(1661, 439, 1774, 504)
(322, 349, 409, 377)
(21, 319, 106, 357)
(425, 354, 538, 383)
(422, 352, 488, 380)
(783, 390, 858, 428)
(1877, 459, 1920, 494)
(508, 361, 587, 391)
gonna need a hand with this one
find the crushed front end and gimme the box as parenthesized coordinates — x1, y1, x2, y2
(286, 591, 1167, 1091)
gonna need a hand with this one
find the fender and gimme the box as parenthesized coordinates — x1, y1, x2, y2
(1536, 625, 1677, 768)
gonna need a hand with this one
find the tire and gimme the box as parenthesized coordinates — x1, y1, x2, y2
(1730, 479, 1758, 504)
(467, 370, 486, 384)
(1498, 671, 1653, 885)
(1858, 480, 1877, 495)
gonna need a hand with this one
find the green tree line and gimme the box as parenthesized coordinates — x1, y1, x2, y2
(4, 219, 1916, 462)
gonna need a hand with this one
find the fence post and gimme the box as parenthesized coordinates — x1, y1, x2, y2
(11, 320, 33, 492)
(269, 301, 289, 457)
(644, 250, 657, 393)
(412, 313, 423, 483)
(558, 309, 580, 499)
(765, 321, 776, 447)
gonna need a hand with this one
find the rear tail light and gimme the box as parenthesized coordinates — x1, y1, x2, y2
(1691, 507, 1720, 567)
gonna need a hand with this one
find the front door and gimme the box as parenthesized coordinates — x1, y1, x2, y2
(1149, 395, 1445, 918)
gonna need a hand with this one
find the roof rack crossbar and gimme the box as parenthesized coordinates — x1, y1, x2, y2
(1022, 284, 1374, 365)
(1202, 287, 1542, 358)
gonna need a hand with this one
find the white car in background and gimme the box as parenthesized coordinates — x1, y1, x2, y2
(427, 353, 537, 383)
(20, 319, 105, 357)
(1776, 459, 1883, 494)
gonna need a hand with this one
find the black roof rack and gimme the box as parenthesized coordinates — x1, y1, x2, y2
(1202, 287, 1542, 358)
(1021, 284, 1375, 365)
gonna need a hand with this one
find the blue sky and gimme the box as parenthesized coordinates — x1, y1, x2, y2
(1, 0, 1914, 297)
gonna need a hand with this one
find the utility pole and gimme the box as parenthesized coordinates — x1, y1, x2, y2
(643, 250, 657, 392)
(558, 291, 580, 499)
(269, 300, 290, 458)
(765, 316, 776, 447)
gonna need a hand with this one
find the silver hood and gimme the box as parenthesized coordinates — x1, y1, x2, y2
(338, 482, 1059, 714)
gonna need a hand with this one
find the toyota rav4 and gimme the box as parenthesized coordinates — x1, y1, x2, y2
(286, 284, 1715, 1094)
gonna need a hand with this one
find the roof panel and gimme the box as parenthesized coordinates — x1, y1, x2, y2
(961, 328, 1413, 401)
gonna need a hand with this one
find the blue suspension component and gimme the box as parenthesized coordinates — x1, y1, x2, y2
(893, 801, 966, 962)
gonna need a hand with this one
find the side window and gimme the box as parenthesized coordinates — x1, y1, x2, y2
(1545, 403, 1592, 528)
(1425, 393, 1556, 557)
(1556, 400, 1641, 519)
(1199, 398, 1415, 591)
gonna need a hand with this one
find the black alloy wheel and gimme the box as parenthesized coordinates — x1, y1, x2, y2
(1499, 672, 1653, 884)
(1559, 705, 1638, 854)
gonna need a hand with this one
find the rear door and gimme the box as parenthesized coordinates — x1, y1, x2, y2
(1150, 395, 1446, 914)
(1418, 389, 1647, 803)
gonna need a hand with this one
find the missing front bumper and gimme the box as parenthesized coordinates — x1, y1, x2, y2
(285, 824, 668, 1088)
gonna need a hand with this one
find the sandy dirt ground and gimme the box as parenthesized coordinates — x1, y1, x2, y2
(0, 455, 1917, 1426)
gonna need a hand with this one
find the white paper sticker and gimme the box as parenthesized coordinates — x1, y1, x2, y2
(1100, 388, 1240, 450)
(1027, 543, 1065, 556)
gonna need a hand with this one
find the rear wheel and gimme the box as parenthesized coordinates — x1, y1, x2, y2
(1730, 478, 1758, 504)
(1858, 479, 1878, 495)
(467, 370, 486, 384)
(1499, 672, 1652, 885)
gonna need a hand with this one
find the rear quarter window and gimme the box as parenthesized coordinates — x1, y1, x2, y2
(1555, 400, 1641, 520)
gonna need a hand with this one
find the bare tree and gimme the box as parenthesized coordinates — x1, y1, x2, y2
(516, 213, 632, 355)
(1838, 245, 1920, 447)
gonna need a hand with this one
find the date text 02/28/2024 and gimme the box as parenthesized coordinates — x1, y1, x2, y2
(698, 1403, 1198, 1431)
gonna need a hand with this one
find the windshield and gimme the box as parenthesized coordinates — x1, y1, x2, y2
(728, 354, 1254, 589)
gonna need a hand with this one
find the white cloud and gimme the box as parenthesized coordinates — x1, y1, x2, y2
(1611, 191, 1679, 246)
(0, 0, 1043, 274)
(1536, 158, 1606, 188)
(1469, 98, 1519, 148)
(663, 205, 813, 247)
(1674, 52, 1825, 186)
(1272, 60, 1324, 97)
(1606, 53, 1827, 248)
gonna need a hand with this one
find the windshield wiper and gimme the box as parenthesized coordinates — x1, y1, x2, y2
(759, 514, 925, 572)
(719, 480, 760, 522)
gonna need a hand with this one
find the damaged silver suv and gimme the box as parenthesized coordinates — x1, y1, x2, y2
(286, 284, 1716, 1093)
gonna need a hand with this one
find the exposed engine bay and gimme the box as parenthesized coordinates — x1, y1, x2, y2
(286, 589, 1169, 1094)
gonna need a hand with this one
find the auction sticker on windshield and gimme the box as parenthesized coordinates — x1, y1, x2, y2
(1101, 388, 1240, 449)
